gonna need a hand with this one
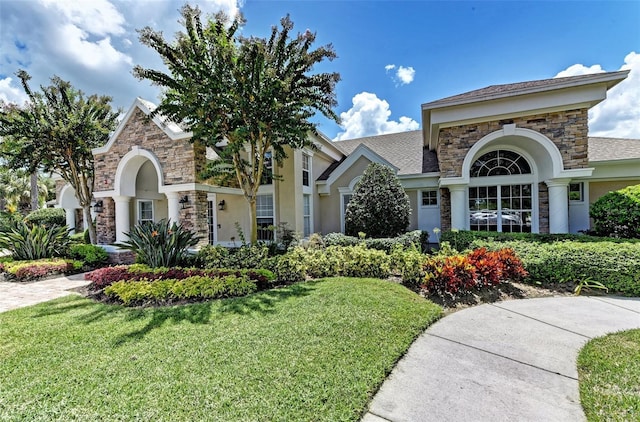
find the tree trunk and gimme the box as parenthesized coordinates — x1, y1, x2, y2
(30, 172, 39, 211)
(249, 196, 258, 244)
(83, 204, 97, 244)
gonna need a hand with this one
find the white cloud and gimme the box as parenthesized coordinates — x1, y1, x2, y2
(333, 92, 419, 141)
(396, 66, 415, 85)
(556, 52, 640, 138)
(385, 64, 415, 86)
(55, 23, 133, 70)
(0, 77, 28, 105)
(39, 0, 126, 37)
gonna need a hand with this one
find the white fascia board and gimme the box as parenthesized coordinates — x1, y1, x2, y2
(93, 98, 192, 155)
(310, 131, 345, 161)
(589, 160, 640, 181)
(399, 173, 441, 189)
(322, 144, 398, 192)
(430, 85, 606, 129)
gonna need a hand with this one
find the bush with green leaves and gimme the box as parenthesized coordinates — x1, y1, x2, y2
(472, 239, 640, 296)
(323, 230, 428, 253)
(115, 219, 201, 268)
(0, 219, 70, 260)
(196, 244, 269, 269)
(590, 184, 640, 239)
(24, 208, 66, 229)
(104, 274, 257, 306)
(68, 244, 108, 266)
(390, 244, 430, 288)
(345, 163, 411, 238)
(1, 258, 83, 281)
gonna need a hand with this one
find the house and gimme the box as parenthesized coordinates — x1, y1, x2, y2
(55, 70, 640, 246)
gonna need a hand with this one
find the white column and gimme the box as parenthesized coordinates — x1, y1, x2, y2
(165, 192, 181, 224)
(449, 184, 468, 231)
(114, 195, 131, 243)
(545, 179, 570, 234)
(65, 208, 76, 234)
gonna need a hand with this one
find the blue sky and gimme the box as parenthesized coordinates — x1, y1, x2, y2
(1, 1, 639, 140)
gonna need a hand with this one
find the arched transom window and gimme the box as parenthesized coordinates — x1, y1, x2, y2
(470, 150, 531, 177)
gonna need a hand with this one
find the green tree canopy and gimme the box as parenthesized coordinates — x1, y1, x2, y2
(134, 4, 340, 242)
(590, 184, 640, 239)
(345, 163, 411, 238)
(0, 71, 120, 244)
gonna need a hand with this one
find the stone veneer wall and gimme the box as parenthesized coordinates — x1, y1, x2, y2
(97, 197, 116, 244)
(538, 183, 549, 234)
(439, 188, 451, 232)
(178, 190, 209, 247)
(437, 109, 589, 178)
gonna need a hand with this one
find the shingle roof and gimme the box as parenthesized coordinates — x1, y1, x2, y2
(588, 137, 640, 162)
(422, 70, 629, 110)
(332, 130, 431, 175)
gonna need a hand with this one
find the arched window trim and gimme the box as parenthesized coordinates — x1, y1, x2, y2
(470, 150, 532, 178)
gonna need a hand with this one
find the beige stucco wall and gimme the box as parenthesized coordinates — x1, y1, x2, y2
(589, 180, 640, 204)
(406, 190, 418, 230)
(318, 155, 372, 234)
(215, 193, 251, 243)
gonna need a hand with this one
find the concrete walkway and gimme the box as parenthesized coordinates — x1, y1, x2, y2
(363, 296, 640, 422)
(0, 273, 90, 313)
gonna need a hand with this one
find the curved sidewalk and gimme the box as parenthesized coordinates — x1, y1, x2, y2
(0, 274, 90, 313)
(363, 296, 640, 422)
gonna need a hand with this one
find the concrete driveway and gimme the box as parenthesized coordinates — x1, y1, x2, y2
(363, 296, 640, 422)
(0, 273, 90, 313)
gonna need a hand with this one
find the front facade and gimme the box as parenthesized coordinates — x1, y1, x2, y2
(56, 70, 640, 244)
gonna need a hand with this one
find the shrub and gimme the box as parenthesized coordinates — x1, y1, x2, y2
(197, 244, 269, 269)
(0, 220, 70, 260)
(472, 239, 640, 296)
(265, 252, 306, 284)
(84, 265, 275, 291)
(68, 244, 108, 266)
(322, 230, 428, 253)
(2, 259, 82, 280)
(104, 274, 257, 306)
(424, 255, 478, 297)
(590, 184, 640, 238)
(391, 244, 429, 288)
(322, 232, 359, 247)
(115, 219, 201, 268)
(345, 163, 411, 238)
(24, 208, 66, 228)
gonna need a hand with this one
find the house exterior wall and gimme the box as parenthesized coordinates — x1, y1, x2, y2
(589, 180, 640, 204)
(437, 109, 589, 178)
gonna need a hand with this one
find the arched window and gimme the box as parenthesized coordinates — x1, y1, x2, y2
(470, 150, 531, 177)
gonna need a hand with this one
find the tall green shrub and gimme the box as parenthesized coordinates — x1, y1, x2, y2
(345, 163, 411, 238)
(24, 208, 66, 229)
(590, 184, 640, 239)
(115, 219, 201, 268)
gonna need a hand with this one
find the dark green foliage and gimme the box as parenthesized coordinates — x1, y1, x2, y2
(345, 163, 411, 238)
(473, 239, 640, 296)
(196, 244, 269, 269)
(134, 5, 339, 242)
(590, 184, 640, 238)
(24, 208, 66, 228)
(68, 244, 108, 266)
(323, 230, 427, 252)
(115, 219, 201, 268)
(440, 229, 638, 252)
(0, 219, 70, 260)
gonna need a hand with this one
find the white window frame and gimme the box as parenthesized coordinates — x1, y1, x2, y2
(569, 182, 584, 203)
(421, 190, 438, 207)
(256, 193, 274, 241)
(137, 200, 154, 224)
(302, 153, 311, 187)
(339, 190, 353, 233)
(303, 194, 312, 237)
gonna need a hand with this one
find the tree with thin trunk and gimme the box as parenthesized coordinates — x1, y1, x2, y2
(134, 5, 339, 243)
(0, 72, 119, 244)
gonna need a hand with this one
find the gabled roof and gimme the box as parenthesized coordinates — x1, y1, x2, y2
(589, 137, 640, 162)
(93, 97, 192, 154)
(422, 70, 629, 110)
(333, 130, 427, 175)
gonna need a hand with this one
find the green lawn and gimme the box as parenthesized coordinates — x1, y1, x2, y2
(578, 329, 640, 421)
(0, 277, 441, 421)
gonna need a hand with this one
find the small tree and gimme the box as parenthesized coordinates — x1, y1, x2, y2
(345, 163, 411, 238)
(590, 184, 640, 239)
(134, 5, 339, 243)
(0, 72, 119, 244)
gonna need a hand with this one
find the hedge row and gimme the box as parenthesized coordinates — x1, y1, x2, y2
(441, 230, 639, 251)
(0, 258, 83, 280)
(472, 239, 640, 296)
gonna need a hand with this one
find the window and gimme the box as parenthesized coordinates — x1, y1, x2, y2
(421, 190, 438, 207)
(341, 193, 352, 233)
(302, 153, 310, 187)
(261, 151, 273, 185)
(138, 200, 153, 224)
(207, 201, 215, 245)
(469, 184, 532, 233)
(569, 182, 583, 202)
(256, 194, 274, 241)
(303, 194, 312, 237)
(470, 150, 531, 177)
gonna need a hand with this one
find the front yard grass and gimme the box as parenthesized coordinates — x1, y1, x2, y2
(0, 277, 441, 421)
(578, 329, 640, 421)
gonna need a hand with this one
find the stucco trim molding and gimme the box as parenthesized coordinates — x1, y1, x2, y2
(114, 146, 165, 197)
